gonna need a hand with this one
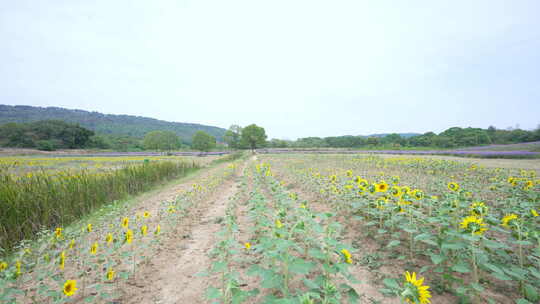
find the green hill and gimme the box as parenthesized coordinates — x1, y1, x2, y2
(0, 105, 226, 143)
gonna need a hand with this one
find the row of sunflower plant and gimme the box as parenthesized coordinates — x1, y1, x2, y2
(0, 161, 240, 303)
(241, 162, 358, 302)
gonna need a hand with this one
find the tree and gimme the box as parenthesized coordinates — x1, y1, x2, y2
(240, 124, 267, 150)
(192, 131, 216, 152)
(223, 125, 242, 149)
(142, 130, 181, 151)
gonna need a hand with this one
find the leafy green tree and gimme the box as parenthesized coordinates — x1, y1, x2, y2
(240, 124, 267, 150)
(0, 120, 94, 149)
(223, 125, 242, 149)
(142, 130, 181, 151)
(192, 131, 216, 152)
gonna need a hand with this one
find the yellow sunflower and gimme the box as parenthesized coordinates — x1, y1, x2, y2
(376, 181, 389, 193)
(90, 242, 98, 255)
(501, 214, 518, 228)
(0, 261, 8, 272)
(340, 249, 353, 264)
(125, 229, 133, 244)
(391, 186, 402, 197)
(460, 216, 487, 235)
(143, 211, 150, 218)
(55, 228, 63, 239)
(447, 182, 459, 192)
(357, 178, 369, 188)
(469, 201, 488, 217)
(107, 268, 115, 281)
(244, 242, 251, 250)
(106, 233, 113, 245)
(411, 189, 424, 200)
(121, 217, 129, 228)
(531, 209, 539, 217)
(402, 271, 431, 304)
(63, 280, 77, 297)
(141, 225, 148, 236)
(59, 251, 65, 270)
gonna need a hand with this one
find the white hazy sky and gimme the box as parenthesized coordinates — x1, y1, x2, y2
(1, 0, 539, 139)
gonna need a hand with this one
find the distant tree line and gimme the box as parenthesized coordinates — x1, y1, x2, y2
(265, 126, 540, 149)
(0, 120, 94, 150)
(2, 120, 538, 151)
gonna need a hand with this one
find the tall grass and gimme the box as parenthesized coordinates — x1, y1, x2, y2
(0, 160, 199, 251)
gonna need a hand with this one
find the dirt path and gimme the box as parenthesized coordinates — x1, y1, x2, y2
(117, 160, 246, 304)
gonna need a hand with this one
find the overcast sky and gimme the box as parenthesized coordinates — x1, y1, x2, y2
(1, 1, 539, 139)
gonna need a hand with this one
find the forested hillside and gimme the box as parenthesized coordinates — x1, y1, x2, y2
(0, 105, 226, 143)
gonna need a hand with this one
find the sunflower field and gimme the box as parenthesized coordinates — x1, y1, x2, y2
(240, 154, 539, 303)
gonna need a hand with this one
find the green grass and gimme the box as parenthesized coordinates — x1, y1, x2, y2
(0, 160, 200, 251)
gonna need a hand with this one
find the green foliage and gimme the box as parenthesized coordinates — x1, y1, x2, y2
(0, 160, 199, 251)
(0, 120, 94, 149)
(143, 130, 181, 151)
(223, 125, 242, 149)
(0, 105, 226, 143)
(240, 124, 267, 150)
(192, 131, 216, 152)
(287, 126, 540, 149)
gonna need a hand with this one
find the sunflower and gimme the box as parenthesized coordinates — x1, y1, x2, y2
(340, 249, 353, 264)
(69, 239, 75, 250)
(447, 182, 459, 192)
(244, 242, 251, 250)
(106, 233, 113, 245)
(155, 224, 161, 235)
(125, 229, 133, 244)
(329, 175, 337, 183)
(121, 217, 129, 228)
(0, 261, 8, 272)
(55, 228, 63, 239)
(275, 219, 283, 228)
(501, 214, 518, 228)
(390, 186, 402, 197)
(460, 216, 487, 235)
(524, 180, 533, 190)
(141, 225, 148, 236)
(15, 261, 21, 276)
(375, 181, 389, 193)
(391, 176, 400, 185)
(63, 280, 77, 297)
(411, 189, 424, 200)
(402, 271, 431, 304)
(59, 251, 65, 270)
(86, 223, 92, 233)
(357, 178, 369, 188)
(469, 201, 488, 217)
(401, 186, 411, 194)
(90, 242, 98, 255)
(346, 170, 353, 177)
(107, 268, 115, 281)
(143, 211, 150, 218)
(532, 209, 539, 217)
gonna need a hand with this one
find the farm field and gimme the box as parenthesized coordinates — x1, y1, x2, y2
(0, 154, 218, 177)
(0, 153, 539, 303)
